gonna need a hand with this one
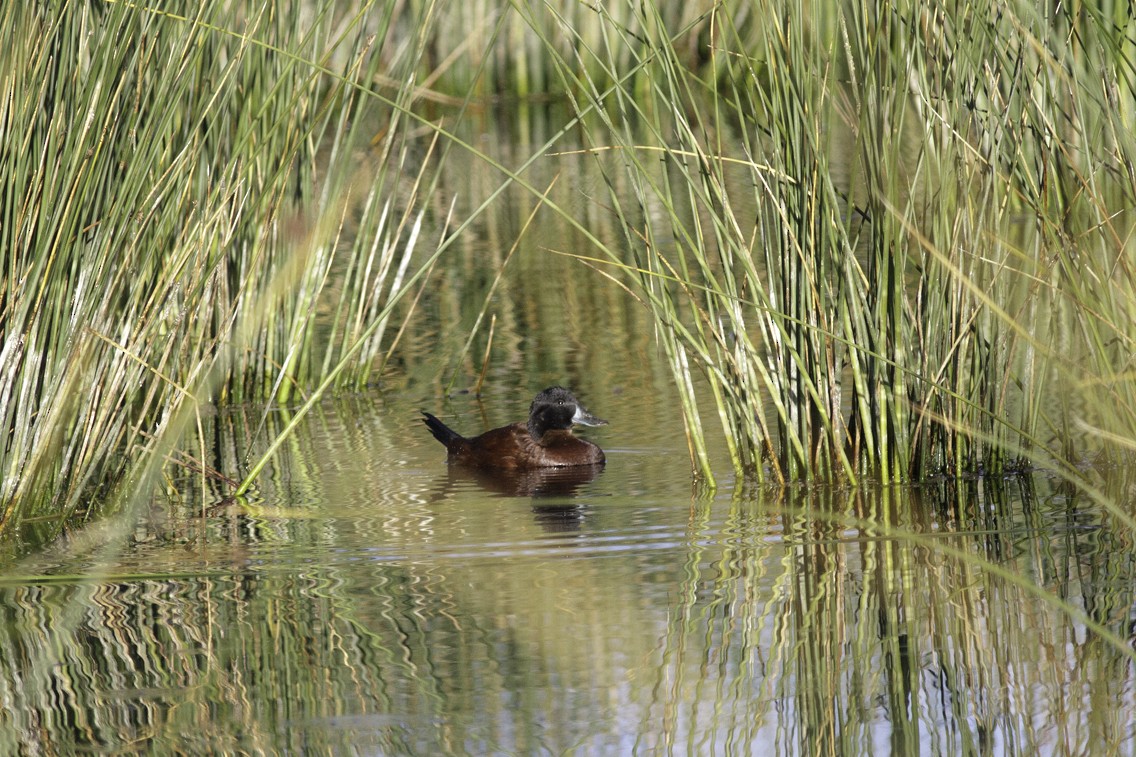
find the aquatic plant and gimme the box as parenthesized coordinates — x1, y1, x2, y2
(525, 0, 1136, 485)
(0, 1, 441, 540)
(5, 0, 1136, 543)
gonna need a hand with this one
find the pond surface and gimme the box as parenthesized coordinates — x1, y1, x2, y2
(3, 106, 1134, 754)
(2, 383, 1133, 754)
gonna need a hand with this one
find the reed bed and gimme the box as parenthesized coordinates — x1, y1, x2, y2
(5, 0, 1136, 539)
(523, 0, 1136, 484)
(0, 1, 444, 540)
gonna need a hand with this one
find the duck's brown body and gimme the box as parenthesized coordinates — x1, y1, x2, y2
(423, 420, 604, 469)
(422, 387, 606, 470)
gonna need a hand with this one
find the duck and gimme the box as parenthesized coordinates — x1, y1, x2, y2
(421, 386, 606, 469)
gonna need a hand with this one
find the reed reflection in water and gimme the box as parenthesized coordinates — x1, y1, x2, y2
(0, 398, 1131, 754)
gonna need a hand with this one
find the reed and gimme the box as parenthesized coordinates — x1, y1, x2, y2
(524, 0, 1136, 484)
(0, 1, 442, 539)
(6, 0, 1136, 537)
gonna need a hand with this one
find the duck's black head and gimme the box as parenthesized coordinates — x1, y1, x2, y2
(526, 386, 607, 440)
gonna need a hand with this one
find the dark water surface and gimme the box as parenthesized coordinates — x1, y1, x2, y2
(3, 107, 1134, 754)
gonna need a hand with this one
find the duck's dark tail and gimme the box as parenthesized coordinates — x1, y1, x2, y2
(421, 411, 466, 451)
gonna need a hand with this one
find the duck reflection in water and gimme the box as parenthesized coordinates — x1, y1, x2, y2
(440, 464, 604, 498)
(421, 386, 607, 496)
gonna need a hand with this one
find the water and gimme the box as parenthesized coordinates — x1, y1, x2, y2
(2, 387, 1132, 753)
(3, 106, 1135, 754)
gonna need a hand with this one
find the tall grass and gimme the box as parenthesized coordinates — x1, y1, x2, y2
(520, 0, 1136, 484)
(0, 1, 443, 540)
(6, 0, 1136, 540)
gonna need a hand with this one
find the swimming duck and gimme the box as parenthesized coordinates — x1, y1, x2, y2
(421, 386, 606, 469)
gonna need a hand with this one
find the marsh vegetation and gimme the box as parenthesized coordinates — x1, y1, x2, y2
(2, 0, 1136, 749)
(6, 2, 1136, 528)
